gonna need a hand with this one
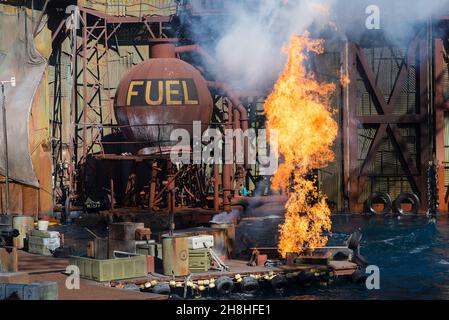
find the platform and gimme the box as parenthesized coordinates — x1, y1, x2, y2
(15, 251, 167, 300)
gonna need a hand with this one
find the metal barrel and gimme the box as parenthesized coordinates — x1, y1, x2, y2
(162, 235, 189, 276)
(12, 215, 34, 249)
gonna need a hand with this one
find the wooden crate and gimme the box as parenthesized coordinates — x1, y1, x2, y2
(69, 255, 147, 282)
(188, 249, 211, 273)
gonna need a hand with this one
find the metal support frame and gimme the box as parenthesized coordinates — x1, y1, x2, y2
(51, 6, 175, 205)
(345, 32, 430, 213)
(435, 28, 449, 212)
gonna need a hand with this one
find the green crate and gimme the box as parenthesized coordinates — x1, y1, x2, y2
(28, 236, 59, 245)
(69, 255, 148, 282)
(30, 230, 57, 238)
(136, 244, 156, 257)
(28, 243, 53, 256)
(188, 249, 211, 273)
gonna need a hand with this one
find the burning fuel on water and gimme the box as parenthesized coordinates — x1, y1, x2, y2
(265, 33, 338, 257)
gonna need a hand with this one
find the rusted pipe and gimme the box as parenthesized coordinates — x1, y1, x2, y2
(174, 44, 215, 66)
(148, 161, 158, 210)
(110, 178, 115, 210)
(233, 108, 245, 194)
(222, 98, 233, 212)
(213, 164, 220, 211)
(207, 81, 250, 171)
(152, 43, 176, 58)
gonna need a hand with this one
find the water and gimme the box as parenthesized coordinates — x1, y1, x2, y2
(237, 213, 449, 300)
(324, 214, 449, 300)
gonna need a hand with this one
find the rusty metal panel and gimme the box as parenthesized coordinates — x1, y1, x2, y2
(347, 30, 430, 213)
(0, 9, 46, 188)
(435, 38, 449, 212)
(314, 46, 343, 211)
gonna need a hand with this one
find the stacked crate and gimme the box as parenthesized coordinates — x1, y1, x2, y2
(27, 230, 60, 256)
(68, 255, 148, 282)
(187, 236, 213, 273)
(188, 248, 211, 273)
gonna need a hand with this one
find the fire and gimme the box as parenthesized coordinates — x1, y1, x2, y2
(264, 32, 338, 257)
(340, 73, 351, 87)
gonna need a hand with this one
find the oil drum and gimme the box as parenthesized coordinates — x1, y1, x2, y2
(162, 235, 189, 276)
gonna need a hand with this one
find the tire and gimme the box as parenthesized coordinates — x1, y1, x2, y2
(393, 192, 420, 215)
(152, 282, 171, 295)
(366, 192, 392, 215)
(216, 276, 234, 295)
(271, 274, 288, 291)
(298, 270, 315, 287)
(241, 276, 259, 295)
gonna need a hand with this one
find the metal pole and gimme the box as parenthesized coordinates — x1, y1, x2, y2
(1, 83, 10, 215)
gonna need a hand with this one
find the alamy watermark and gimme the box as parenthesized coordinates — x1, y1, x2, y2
(366, 5, 381, 30)
(65, 265, 80, 290)
(365, 265, 380, 290)
(170, 121, 279, 175)
(65, 5, 80, 30)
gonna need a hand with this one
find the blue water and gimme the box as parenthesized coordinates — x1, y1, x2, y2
(236, 213, 449, 300)
(292, 214, 449, 300)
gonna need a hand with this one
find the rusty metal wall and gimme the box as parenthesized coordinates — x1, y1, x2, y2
(0, 4, 53, 216)
(435, 37, 449, 213)
(346, 31, 431, 213)
(314, 43, 344, 212)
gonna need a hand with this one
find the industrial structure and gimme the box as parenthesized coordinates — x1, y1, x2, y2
(1, 0, 449, 220)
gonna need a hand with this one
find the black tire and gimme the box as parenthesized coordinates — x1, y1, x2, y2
(53, 247, 74, 258)
(393, 192, 420, 215)
(240, 276, 259, 295)
(298, 270, 315, 286)
(366, 192, 392, 214)
(216, 276, 234, 295)
(152, 282, 171, 295)
(271, 274, 288, 291)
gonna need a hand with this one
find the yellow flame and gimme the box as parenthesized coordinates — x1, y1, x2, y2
(264, 32, 338, 257)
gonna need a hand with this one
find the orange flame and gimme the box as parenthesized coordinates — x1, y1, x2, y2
(340, 73, 351, 87)
(264, 32, 338, 257)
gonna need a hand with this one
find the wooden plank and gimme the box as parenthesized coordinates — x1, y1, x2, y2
(0, 247, 18, 272)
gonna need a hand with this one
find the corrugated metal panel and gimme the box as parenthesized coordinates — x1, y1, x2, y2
(314, 48, 343, 210)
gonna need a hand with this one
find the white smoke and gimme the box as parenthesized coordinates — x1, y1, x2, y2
(211, 0, 335, 89)
(186, 0, 449, 90)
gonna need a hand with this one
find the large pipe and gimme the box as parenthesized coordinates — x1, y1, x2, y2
(174, 44, 216, 66)
(207, 81, 250, 170)
(222, 98, 233, 212)
(148, 161, 158, 210)
(233, 108, 244, 194)
(213, 164, 220, 211)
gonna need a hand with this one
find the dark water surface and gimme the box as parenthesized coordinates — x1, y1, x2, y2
(237, 214, 449, 300)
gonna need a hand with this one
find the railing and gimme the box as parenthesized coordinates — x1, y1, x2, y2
(78, 0, 178, 17)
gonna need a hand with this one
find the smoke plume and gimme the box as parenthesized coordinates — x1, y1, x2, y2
(186, 0, 449, 90)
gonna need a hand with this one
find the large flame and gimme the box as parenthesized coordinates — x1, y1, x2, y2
(264, 32, 338, 257)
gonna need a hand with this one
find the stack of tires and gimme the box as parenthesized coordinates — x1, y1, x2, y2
(365, 192, 420, 215)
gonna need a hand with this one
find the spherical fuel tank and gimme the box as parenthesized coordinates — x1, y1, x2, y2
(114, 44, 213, 155)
